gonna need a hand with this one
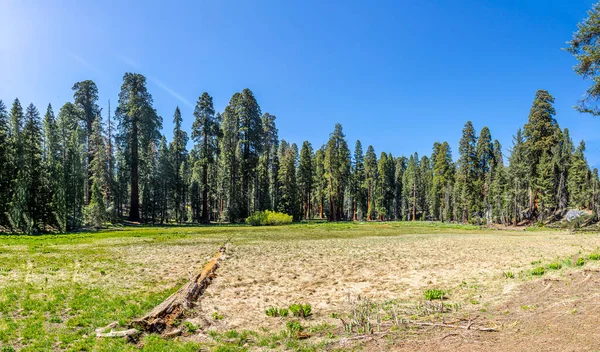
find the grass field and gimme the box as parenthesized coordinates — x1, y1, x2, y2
(2, 222, 600, 351)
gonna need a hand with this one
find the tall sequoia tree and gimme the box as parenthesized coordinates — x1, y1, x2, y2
(298, 141, 314, 219)
(323, 124, 351, 221)
(192, 92, 221, 224)
(455, 121, 478, 222)
(72, 80, 100, 204)
(352, 140, 366, 220)
(364, 145, 377, 220)
(115, 73, 161, 222)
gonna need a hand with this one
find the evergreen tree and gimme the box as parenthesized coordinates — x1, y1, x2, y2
(237, 89, 263, 217)
(192, 93, 220, 223)
(508, 129, 529, 225)
(257, 113, 279, 211)
(566, 3, 600, 115)
(115, 73, 162, 222)
(72, 80, 101, 204)
(219, 95, 241, 221)
(523, 90, 559, 216)
(323, 124, 351, 221)
(455, 121, 478, 222)
(403, 154, 419, 221)
(157, 136, 171, 223)
(84, 116, 108, 226)
(13, 104, 45, 233)
(352, 140, 366, 220)
(313, 147, 327, 219)
(170, 106, 189, 223)
(364, 145, 377, 220)
(42, 104, 61, 230)
(277, 141, 300, 219)
(298, 141, 314, 219)
(0, 101, 11, 229)
(568, 141, 590, 209)
(431, 142, 453, 222)
(395, 157, 407, 220)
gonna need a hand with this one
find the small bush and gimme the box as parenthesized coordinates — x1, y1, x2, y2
(589, 253, 600, 261)
(547, 262, 562, 270)
(530, 267, 545, 276)
(289, 303, 312, 318)
(503, 271, 515, 279)
(265, 307, 279, 317)
(246, 210, 293, 226)
(212, 312, 224, 320)
(286, 320, 303, 335)
(279, 308, 289, 317)
(575, 257, 585, 267)
(184, 321, 198, 332)
(424, 289, 446, 300)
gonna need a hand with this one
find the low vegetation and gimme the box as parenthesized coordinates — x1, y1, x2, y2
(245, 210, 293, 226)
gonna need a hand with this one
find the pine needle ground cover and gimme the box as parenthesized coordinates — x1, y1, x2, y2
(2, 222, 600, 351)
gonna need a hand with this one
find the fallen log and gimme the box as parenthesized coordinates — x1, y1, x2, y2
(130, 245, 227, 334)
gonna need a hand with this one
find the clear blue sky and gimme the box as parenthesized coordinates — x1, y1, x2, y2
(1, 0, 599, 166)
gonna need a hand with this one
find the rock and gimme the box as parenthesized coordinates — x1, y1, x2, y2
(566, 210, 585, 222)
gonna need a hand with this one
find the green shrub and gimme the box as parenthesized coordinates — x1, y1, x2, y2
(575, 257, 585, 267)
(589, 253, 600, 261)
(246, 210, 293, 226)
(503, 271, 515, 279)
(289, 303, 312, 318)
(530, 267, 545, 276)
(286, 320, 303, 335)
(279, 308, 289, 317)
(212, 312, 224, 320)
(265, 306, 279, 317)
(424, 289, 446, 300)
(547, 262, 562, 270)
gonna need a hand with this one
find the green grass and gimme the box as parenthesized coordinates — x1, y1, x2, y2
(424, 289, 447, 300)
(0, 222, 557, 351)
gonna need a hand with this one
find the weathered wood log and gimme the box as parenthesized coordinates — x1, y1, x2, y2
(130, 245, 227, 334)
(95, 321, 140, 338)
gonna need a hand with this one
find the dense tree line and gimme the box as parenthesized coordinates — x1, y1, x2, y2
(0, 73, 598, 233)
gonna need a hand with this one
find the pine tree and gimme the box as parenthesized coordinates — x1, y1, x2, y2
(352, 140, 366, 220)
(72, 80, 101, 204)
(568, 141, 590, 209)
(364, 145, 377, 220)
(403, 154, 419, 221)
(475, 127, 494, 219)
(313, 147, 327, 219)
(257, 113, 279, 211)
(566, 3, 600, 115)
(431, 142, 453, 222)
(42, 104, 61, 230)
(508, 129, 529, 225)
(0, 101, 11, 229)
(84, 116, 108, 226)
(157, 136, 171, 223)
(237, 89, 263, 217)
(219, 95, 241, 222)
(14, 104, 45, 233)
(298, 141, 314, 219)
(170, 106, 189, 223)
(323, 124, 351, 221)
(523, 90, 559, 217)
(115, 73, 162, 222)
(455, 121, 478, 222)
(395, 157, 407, 220)
(277, 141, 300, 219)
(192, 93, 220, 223)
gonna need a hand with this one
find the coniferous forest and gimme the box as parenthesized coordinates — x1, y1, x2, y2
(0, 82, 597, 234)
(3, 4, 600, 234)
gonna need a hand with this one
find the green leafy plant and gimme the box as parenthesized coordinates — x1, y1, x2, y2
(503, 271, 515, 279)
(547, 262, 562, 270)
(286, 320, 303, 336)
(265, 306, 279, 317)
(575, 257, 585, 266)
(530, 267, 545, 276)
(289, 303, 312, 318)
(424, 289, 446, 300)
(212, 312, 224, 320)
(184, 321, 198, 332)
(246, 210, 293, 226)
(588, 253, 600, 261)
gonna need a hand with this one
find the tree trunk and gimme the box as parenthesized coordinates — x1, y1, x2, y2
(128, 121, 140, 222)
(201, 164, 210, 224)
(131, 246, 226, 334)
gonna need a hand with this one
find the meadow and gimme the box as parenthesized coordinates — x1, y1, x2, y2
(2, 222, 600, 351)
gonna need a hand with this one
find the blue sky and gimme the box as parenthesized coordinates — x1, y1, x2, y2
(1, 0, 599, 166)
